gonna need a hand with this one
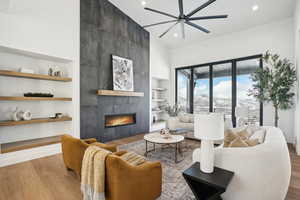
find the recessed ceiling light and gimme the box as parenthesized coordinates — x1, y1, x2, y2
(141, 1, 147, 7)
(173, 33, 179, 38)
(252, 5, 259, 11)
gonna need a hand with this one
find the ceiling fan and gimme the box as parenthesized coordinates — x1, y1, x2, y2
(143, 0, 228, 39)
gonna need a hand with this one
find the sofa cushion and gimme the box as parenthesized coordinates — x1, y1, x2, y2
(245, 138, 260, 146)
(224, 129, 250, 147)
(120, 152, 146, 166)
(178, 113, 194, 123)
(250, 129, 266, 144)
(228, 137, 249, 147)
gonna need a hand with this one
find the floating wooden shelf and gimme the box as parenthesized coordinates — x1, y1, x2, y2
(0, 96, 72, 101)
(0, 135, 62, 154)
(0, 70, 72, 82)
(97, 90, 144, 97)
(152, 88, 167, 91)
(0, 117, 72, 127)
(152, 98, 167, 102)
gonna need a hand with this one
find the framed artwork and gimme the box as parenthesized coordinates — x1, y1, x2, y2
(112, 55, 134, 91)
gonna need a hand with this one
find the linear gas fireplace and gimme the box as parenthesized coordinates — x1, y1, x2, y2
(105, 113, 136, 128)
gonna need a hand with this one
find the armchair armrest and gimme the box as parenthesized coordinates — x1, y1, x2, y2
(91, 142, 117, 152)
(112, 150, 128, 156)
(106, 156, 162, 200)
(83, 138, 97, 144)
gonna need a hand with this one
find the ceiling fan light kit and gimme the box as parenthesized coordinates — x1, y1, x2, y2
(143, 0, 228, 39)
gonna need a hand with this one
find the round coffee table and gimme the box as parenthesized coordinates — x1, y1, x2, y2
(144, 132, 184, 163)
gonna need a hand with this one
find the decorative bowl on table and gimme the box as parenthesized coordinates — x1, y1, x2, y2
(160, 128, 172, 139)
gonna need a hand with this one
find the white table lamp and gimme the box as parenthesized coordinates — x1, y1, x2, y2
(194, 113, 224, 173)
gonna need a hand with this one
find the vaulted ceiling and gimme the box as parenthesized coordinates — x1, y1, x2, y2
(109, 0, 296, 48)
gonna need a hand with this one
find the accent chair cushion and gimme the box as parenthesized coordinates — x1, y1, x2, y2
(120, 152, 146, 166)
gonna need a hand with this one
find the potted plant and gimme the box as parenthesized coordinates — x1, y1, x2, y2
(249, 51, 297, 127)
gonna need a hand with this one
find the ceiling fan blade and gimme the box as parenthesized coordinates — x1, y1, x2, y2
(179, 0, 184, 17)
(180, 20, 185, 39)
(186, 0, 216, 18)
(144, 7, 178, 19)
(159, 22, 179, 38)
(143, 20, 178, 28)
(185, 21, 210, 33)
(188, 15, 228, 21)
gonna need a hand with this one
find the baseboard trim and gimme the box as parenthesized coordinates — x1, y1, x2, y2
(0, 144, 61, 167)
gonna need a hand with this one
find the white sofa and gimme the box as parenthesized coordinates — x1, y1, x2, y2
(193, 126, 291, 200)
(167, 116, 193, 131)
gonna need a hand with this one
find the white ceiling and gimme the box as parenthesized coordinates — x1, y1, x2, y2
(109, 0, 296, 49)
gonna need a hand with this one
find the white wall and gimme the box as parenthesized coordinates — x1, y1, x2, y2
(294, 2, 300, 154)
(170, 18, 295, 143)
(149, 36, 171, 129)
(0, 0, 80, 166)
(150, 36, 171, 80)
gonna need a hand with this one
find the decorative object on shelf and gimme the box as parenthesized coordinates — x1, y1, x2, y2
(55, 113, 63, 118)
(112, 55, 134, 91)
(24, 92, 54, 97)
(143, 0, 228, 39)
(12, 107, 22, 121)
(48, 67, 54, 76)
(54, 70, 64, 77)
(11, 107, 32, 121)
(20, 110, 32, 121)
(194, 113, 224, 173)
(160, 128, 172, 139)
(48, 66, 64, 77)
(153, 116, 156, 123)
(164, 104, 182, 117)
(249, 51, 297, 127)
(19, 68, 34, 74)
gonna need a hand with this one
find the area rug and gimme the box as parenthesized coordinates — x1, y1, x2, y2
(119, 138, 200, 200)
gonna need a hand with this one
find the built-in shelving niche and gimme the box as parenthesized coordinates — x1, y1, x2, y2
(0, 45, 73, 154)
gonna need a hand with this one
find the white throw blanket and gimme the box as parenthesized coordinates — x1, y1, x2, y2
(81, 145, 111, 200)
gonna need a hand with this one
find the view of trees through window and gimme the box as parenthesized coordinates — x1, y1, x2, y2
(176, 56, 262, 126)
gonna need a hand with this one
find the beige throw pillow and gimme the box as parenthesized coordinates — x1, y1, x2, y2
(245, 138, 260, 146)
(229, 137, 249, 147)
(224, 129, 250, 147)
(120, 152, 146, 166)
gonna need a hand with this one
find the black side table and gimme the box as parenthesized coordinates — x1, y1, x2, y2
(182, 162, 234, 200)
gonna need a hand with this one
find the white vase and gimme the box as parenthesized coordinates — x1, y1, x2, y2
(22, 111, 32, 121)
(12, 107, 21, 121)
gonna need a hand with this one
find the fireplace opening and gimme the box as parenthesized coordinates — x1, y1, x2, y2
(105, 113, 136, 128)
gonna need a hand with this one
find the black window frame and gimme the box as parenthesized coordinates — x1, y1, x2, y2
(175, 54, 263, 127)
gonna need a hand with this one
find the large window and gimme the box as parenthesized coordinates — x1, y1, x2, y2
(194, 66, 210, 113)
(176, 55, 263, 126)
(177, 69, 191, 113)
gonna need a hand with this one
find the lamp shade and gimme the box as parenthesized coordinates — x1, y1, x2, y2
(194, 113, 224, 140)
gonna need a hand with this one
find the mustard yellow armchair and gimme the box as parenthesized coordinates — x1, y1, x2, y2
(61, 134, 117, 177)
(105, 151, 162, 200)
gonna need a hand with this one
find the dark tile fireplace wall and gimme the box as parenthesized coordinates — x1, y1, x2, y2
(80, 0, 150, 142)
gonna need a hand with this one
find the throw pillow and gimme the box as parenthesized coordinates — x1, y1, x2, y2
(178, 113, 189, 123)
(223, 128, 250, 147)
(229, 137, 249, 147)
(250, 129, 266, 144)
(245, 138, 260, 146)
(120, 152, 146, 166)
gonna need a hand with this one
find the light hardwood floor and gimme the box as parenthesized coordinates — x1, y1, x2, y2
(0, 134, 299, 200)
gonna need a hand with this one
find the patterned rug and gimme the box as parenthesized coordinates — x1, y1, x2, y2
(119, 138, 201, 200)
